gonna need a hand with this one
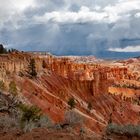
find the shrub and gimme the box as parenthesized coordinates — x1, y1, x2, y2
(53, 124, 62, 130)
(21, 114, 53, 132)
(35, 115, 53, 128)
(87, 102, 92, 112)
(106, 123, 140, 137)
(106, 123, 121, 134)
(19, 104, 42, 123)
(0, 80, 5, 91)
(80, 127, 86, 136)
(0, 115, 19, 131)
(19, 104, 42, 131)
(0, 92, 20, 117)
(64, 110, 84, 126)
(0, 94, 53, 132)
(9, 81, 17, 96)
(68, 97, 76, 109)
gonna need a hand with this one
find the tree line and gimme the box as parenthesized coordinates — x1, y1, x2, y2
(0, 44, 18, 54)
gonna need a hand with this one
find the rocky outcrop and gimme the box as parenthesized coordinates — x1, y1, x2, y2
(0, 52, 139, 96)
(0, 53, 110, 95)
(0, 52, 140, 134)
(14, 71, 140, 133)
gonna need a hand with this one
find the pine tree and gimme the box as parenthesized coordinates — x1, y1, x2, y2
(68, 97, 76, 109)
(28, 58, 37, 78)
(19, 104, 42, 123)
(42, 60, 46, 68)
(87, 102, 92, 112)
(0, 44, 7, 54)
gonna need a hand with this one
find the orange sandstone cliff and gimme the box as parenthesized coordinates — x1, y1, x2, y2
(0, 52, 140, 134)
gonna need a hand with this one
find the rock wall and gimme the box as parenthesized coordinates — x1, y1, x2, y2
(0, 52, 138, 95)
(0, 52, 140, 133)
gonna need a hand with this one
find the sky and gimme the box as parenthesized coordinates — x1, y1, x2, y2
(0, 0, 140, 58)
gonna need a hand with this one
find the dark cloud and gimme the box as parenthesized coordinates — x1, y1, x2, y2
(0, 0, 140, 59)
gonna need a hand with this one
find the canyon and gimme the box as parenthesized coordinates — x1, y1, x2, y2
(0, 52, 140, 137)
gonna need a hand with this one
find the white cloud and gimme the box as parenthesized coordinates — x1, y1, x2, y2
(104, 0, 140, 15)
(135, 13, 140, 18)
(0, 0, 37, 29)
(94, 5, 101, 11)
(34, 7, 108, 24)
(11, 0, 36, 11)
(109, 45, 140, 52)
(0, 0, 140, 27)
(103, 0, 140, 22)
(34, 0, 140, 24)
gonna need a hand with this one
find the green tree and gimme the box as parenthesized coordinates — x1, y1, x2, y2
(87, 102, 92, 112)
(68, 97, 76, 109)
(8, 48, 18, 53)
(9, 81, 17, 96)
(0, 44, 7, 54)
(19, 104, 42, 123)
(18, 104, 42, 131)
(42, 60, 46, 68)
(28, 58, 37, 78)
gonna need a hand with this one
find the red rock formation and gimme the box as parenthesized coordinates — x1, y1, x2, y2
(0, 52, 140, 134)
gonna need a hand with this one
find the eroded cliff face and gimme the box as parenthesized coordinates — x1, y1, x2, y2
(0, 52, 140, 133)
(44, 55, 140, 97)
(0, 52, 111, 95)
(0, 52, 139, 95)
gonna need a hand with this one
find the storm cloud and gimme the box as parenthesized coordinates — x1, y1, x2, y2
(0, 0, 140, 58)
